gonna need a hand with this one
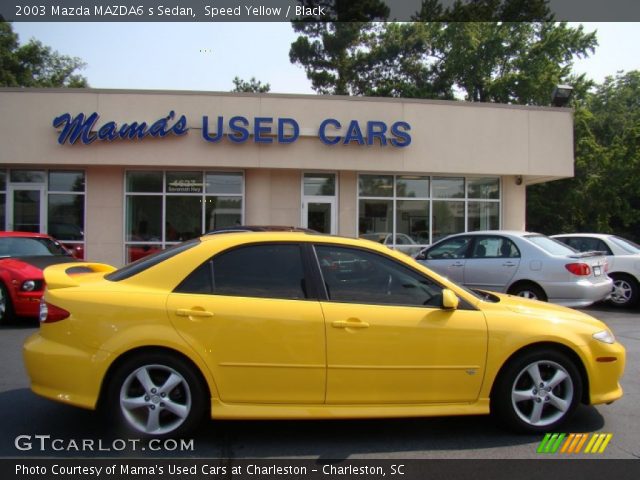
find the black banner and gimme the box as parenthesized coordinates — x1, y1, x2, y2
(3, 459, 640, 480)
(2, 0, 640, 22)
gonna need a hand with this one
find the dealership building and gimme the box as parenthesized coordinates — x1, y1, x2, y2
(0, 88, 574, 266)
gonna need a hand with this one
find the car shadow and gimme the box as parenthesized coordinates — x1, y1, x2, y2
(0, 388, 606, 459)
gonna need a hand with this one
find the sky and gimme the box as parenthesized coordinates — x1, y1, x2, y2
(11, 22, 640, 94)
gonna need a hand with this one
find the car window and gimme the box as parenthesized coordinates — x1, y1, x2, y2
(524, 235, 575, 255)
(0, 236, 70, 257)
(610, 236, 640, 254)
(211, 244, 307, 300)
(107, 240, 200, 282)
(425, 237, 471, 259)
(315, 245, 444, 307)
(471, 236, 520, 259)
(558, 237, 612, 255)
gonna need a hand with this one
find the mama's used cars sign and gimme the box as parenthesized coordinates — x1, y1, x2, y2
(52, 111, 412, 147)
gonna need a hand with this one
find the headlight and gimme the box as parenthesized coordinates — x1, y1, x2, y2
(21, 280, 37, 292)
(593, 330, 615, 344)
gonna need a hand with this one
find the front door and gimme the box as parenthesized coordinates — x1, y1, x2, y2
(7, 185, 45, 232)
(315, 244, 487, 404)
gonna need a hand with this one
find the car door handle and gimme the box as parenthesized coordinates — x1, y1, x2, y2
(502, 262, 517, 267)
(451, 262, 464, 267)
(332, 320, 370, 329)
(176, 308, 214, 318)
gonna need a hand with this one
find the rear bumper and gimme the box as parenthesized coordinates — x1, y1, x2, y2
(23, 331, 110, 410)
(544, 277, 613, 308)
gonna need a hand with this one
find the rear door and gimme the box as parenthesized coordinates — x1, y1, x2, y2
(166, 242, 326, 404)
(463, 235, 521, 292)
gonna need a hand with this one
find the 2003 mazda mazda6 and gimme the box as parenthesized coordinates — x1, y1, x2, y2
(23, 231, 625, 437)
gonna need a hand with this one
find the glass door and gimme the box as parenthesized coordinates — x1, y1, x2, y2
(7, 185, 45, 232)
(302, 199, 336, 234)
(302, 173, 337, 234)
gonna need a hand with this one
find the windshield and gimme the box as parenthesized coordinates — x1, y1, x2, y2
(610, 236, 640, 254)
(0, 236, 70, 257)
(525, 235, 576, 255)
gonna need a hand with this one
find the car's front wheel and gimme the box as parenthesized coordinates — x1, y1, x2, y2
(608, 273, 639, 308)
(491, 349, 582, 433)
(0, 283, 14, 325)
(106, 352, 207, 437)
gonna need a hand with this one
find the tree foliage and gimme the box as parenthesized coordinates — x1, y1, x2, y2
(527, 71, 640, 241)
(231, 76, 271, 93)
(289, 2, 596, 104)
(289, 0, 389, 95)
(0, 20, 88, 88)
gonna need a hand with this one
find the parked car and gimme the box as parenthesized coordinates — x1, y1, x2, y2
(0, 231, 77, 324)
(552, 233, 640, 308)
(414, 231, 612, 308)
(360, 232, 422, 255)
(25, 231, 624, 437)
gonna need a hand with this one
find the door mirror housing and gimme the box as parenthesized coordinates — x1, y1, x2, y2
(442, 289, 459, 310)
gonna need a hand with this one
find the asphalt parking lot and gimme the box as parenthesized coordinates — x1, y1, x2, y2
(0, 304, 638, 460)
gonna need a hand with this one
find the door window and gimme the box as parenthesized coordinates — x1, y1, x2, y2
(425, 236, 472, 259)
(471, 236, 520, 258)
(315, 245, 443, 307)
(176, 244, 308, 300)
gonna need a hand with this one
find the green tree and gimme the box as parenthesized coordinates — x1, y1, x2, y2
(231, 76, 271, 93)
(289, 0, 389, 95)
(527, 71, 640, 241)
(0, 20, 88, 87)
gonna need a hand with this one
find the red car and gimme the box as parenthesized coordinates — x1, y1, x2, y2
(0, 232, 78, 324)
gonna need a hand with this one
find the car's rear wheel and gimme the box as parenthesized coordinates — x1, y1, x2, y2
(107, 352, 207, 437)
(0, 283, 14, 325)
(491, 349, 582, 433)
(608, 273, 639, 308)
(509, 282, 547, 302)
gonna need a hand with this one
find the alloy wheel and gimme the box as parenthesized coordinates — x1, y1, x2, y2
(611, 279, 633, 305)
(510, 360, 574, 427)
(119, 364, 192, 435)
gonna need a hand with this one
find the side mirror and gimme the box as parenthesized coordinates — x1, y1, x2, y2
(442, 289, 459, 310)
(415, 252, 426, 261)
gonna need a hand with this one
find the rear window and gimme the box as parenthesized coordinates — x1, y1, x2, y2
(525, 235, 576, 255)
(106, 239, 200, 282)
(610, 236, 640, 254)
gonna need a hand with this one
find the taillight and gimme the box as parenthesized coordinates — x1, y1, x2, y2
(39, 299, 70, 324)
(565, 263, 592, 276)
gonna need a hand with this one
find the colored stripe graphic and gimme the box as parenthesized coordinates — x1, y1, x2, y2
(537, 433, 612, 454)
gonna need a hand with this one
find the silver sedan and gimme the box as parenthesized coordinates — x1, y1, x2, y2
(415, 231, 612, 308)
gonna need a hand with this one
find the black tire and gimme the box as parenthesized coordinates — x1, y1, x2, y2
(0, 283, 14, 326)
(508, 282, 547, 302)
(608, 273, 639, 308)
(105, 352, 207, 438)
(491, 349, 582, 433)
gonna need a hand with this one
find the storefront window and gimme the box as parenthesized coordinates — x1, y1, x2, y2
(358, 174, 500, 248)
(125, 170, 244, 262)
(303, 173, 336, 196)
(468, 202, 499, 231)
(359, 174, 393, 197)
(0, 169, 85, 257)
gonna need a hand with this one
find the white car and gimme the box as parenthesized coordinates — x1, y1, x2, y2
(360, 233, 423, 256)
(552, 233, 640, 308)
(415, 231, 612, 308)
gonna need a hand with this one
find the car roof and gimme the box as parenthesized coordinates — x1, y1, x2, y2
(205, 225, 317, 235)
(438, 230, 540, 239)
(551, 233, 611, 239)
(0, 231, 53, 239)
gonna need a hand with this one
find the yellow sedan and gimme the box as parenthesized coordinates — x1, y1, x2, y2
(24, 232, 625, 437)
